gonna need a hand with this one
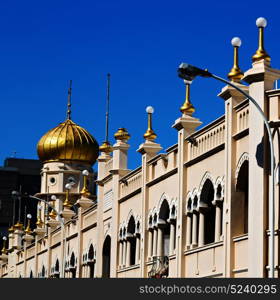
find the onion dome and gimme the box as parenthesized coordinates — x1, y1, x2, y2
(37, 82, 99, 165)
(37, 119, 99, 165)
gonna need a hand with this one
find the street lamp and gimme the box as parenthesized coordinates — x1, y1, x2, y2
(178, 62, 276, 278)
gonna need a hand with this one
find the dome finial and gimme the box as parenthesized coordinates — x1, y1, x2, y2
(180, 80, 195, 115)
(252, 17, 271, 64)
(67, 80, 72, 120)
(227, 37, 244, 82)
(143, 106, 157, 141)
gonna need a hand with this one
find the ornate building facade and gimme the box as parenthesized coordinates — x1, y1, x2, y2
(1, 18, 280, 278)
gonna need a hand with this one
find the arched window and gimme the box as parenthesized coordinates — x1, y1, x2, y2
(200, 179, 215, 244)
(102, 236, 111, 278)
(192, 196, 199, 246)
(88, 244, 95, 278)
(158, 199, 170, 257)
(234, 160, 249, 235)
(127, 216, 136, 266)
(55, 259, 60, 278)
(41, 265, 46, 278)
(29, 270, 33, 278)
(70, 252, 76, 278)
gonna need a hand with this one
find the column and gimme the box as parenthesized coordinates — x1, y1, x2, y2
(82, 267, 85, 278)
(135, 236, 140, 264)
(93, 262, 96, 277)
(192, 213, 198, 247)
(198, 212, 205, 247)
(215, 203, 222, 242)
(186, 214, 192, 248)
(157, 227, 163, 257)
(169, 222, 175, 255)
(118, 241, 123, 267)
(152, 229, 157, 257)
(122, 240, 126, 267)
(148, 230, 153, 258)
(126, 240, 131, 267)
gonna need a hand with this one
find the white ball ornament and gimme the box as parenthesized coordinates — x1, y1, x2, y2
(256, 17, 267, 28)
(231, 37, 242, 47)
(146, 106, 154, 114)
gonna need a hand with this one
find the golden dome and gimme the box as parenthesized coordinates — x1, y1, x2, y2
(37, 119, 99, 165)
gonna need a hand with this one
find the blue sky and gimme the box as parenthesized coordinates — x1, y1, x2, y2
(0, 0, 279, 170)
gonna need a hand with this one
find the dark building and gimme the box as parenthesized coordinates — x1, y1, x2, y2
(0, 158, 42, 248)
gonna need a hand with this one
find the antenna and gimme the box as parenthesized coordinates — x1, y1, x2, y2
(67, 80, 72, 120)
(105, 73, 110, 142)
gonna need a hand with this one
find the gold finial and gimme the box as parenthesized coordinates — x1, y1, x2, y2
(227, 37, 244, 82)
(25, 214, 32, 235)
(36, 205, 44, 228)
(180, 80, 195, 115)
(99, 141, 113, 153)
(8, 225, 14, 233)
(49, 195, 57, 219)
(63, 184, 72, 208)
(81, 170, 91, 198)
(13, 222, 23, 230)
(114, 128, 130, 141)
(66, 80, 72, 120)
(1, 237, 7, 255)
(252, 17, 271, 64)
(143, 106, 157, 141)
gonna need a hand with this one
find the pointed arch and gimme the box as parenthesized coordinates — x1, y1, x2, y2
(102, 235, 111, 278)
(198, 172, 214, 195)
(157, 193, 170, 214)
(235, 152, 249, 180)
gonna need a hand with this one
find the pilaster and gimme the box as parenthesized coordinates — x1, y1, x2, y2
(172, 113, 202, 277)
(243, 59, 280, 277)
(218, 82, 248, 277)
(138, 140, 162, 277)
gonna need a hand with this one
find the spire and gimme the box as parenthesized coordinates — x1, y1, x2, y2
(14, 187, 23, 230)
(67, 80, 72, 120)
(105, 73, 110, 143)
(143, 106, 157, 141)
(252, 17, 271, 64)
(227, 37, 244, 82)
(99, 73, 113, 153)
(180, 80, 195, 115)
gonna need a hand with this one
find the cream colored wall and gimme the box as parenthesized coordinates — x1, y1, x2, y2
(119, 193, 142, 224)
(148, 174, 178, 211)
(82, 227, 97, 252)
(187, 150, 225, 192)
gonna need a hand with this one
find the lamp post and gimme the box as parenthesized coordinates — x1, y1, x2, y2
(178, 63, 276, 278)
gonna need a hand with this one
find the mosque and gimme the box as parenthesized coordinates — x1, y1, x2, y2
(1, 17, 280, 278)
